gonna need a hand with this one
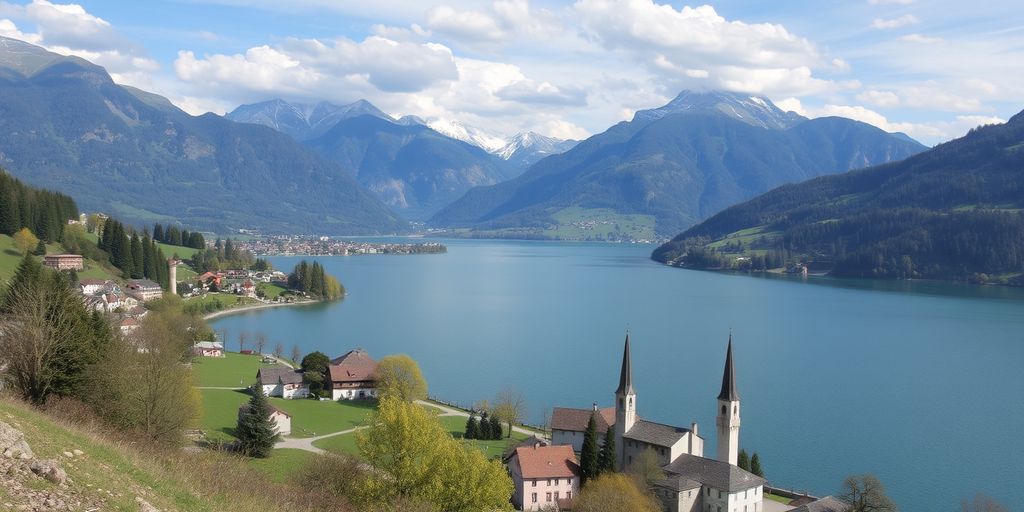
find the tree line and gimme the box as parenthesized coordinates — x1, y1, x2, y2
(0, 170, 78, 243)
(288, 260, 344, 300)
(152, 222, 205, 249)
(97, 218, 170, 288)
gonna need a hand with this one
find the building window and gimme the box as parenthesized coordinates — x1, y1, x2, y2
(707, 488, 711, 497)
(554, 492, 560, 500)
(546, 492, 552, 502)
(547, 479, 552, 486)
(531, 493, 537, 503)
(567, 491, 572, 499)
(532, 480, 537, 487)
(734, 405, 738, 414)
(721, 405, 726, 415)
(719, 490, 723, 499)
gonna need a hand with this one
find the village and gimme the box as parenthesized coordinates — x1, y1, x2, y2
(231, 235, 447, 257)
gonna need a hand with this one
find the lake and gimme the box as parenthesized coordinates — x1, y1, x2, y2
(210, 239, 1024, 510)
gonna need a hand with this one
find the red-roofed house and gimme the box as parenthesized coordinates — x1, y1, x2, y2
(327, 349, 378, 400)
(551, 405, 616, 452)
(506, 443, 580, 511)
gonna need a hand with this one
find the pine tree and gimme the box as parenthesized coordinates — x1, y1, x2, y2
(464, 414, 478, 440)
(235, 386, 279, 458)
(153, 223, 164, 243)
(489, 414, 502, 440)
(478, 411, 492, 440)
(738, 449, 750, 471)
(580, 412, 599, 485)
(224, 238, 234, 260)
(598, 426, 616, 474)
(130, 233, 144, 278)
(32, 239, 46, 256)
(750, 452, 764, 477)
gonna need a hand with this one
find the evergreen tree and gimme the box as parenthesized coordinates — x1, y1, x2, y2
(738, 449, 750, 471)
(153, 223, 164, 243)
(181, 230, 191, 247)
(224, 238, 234, 260)
(130, 232, 144, 279)
(464, 414, 478, 440)
(598, 426, 616, 474)
(750, 452, 764, 477)
(580, 412, 600, 485)
(142, 235, 157, 280)
(31, 239, 46, 256)
(188, 231, 204, 249)
(478, 411, 493, 440)
(235, 386, 280, 458)
(488, 414, 502, 440)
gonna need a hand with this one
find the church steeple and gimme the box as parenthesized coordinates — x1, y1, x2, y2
(614, 332, 637, 470)
(616, 333, 635, 395)
(718, 334, 739, 401)
(716, 334, 741, 466)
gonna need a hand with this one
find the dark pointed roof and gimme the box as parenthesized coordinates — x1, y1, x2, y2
(718, 335, 739, 401)
(616, 333, 635, 395)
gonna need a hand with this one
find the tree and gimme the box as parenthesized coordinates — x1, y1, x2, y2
(738, 449, 751, 471)
(626, 448, 663, 491)
(290, 344, 301, 365)
(961, 494, 1009, 512)
(31, 239, 46, 256)
(236, 330, 245, 352)
(574, 473, 660, 512)
(301, 351, 331, 397)
(478, 411, 493, 440)
(750, 452, 764, 477)
(598, 426, 616, 474)
(464, 414, 478, 440)
(235, 386, 280, 458)
(86, 309, 199, 443)
(273, 342, 284, 360)
(12, 227, 38, 254)
(375, 354, 428, 402)
(493, 387, 526, 439)
(839, 474, 897, 512)
(355, 396, 513, 511)
(255, 332, 267, 355)
(580, 412, 600, 485)
(488, 414, 502, 440)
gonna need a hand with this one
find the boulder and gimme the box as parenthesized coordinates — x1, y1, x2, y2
(136, 496, 160, 512)
(0, 421, 34, 459)
(30, 459, 68, 484)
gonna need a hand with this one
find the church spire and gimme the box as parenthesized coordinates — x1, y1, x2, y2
(718, 333, 739, 401)
(616, 332, 634, 395)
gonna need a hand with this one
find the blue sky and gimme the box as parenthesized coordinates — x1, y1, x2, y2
(0, 0, 1021, 145)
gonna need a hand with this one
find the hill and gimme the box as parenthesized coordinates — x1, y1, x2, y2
(0, 36, 406, 235)
(652, 110, 1024, 283)
(428, 90, 926, 239)
(0, 398, 350, 511)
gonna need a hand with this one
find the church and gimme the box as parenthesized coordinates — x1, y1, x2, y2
(550, 334, 766, 512)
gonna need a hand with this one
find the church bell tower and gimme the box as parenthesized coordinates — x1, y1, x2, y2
(614, 333, 637, 470)
(716, 335, 741, 466)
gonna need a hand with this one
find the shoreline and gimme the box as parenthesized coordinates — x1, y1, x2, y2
(202, 299, 323, 321)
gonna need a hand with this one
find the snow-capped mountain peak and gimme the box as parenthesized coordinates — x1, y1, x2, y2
(496, 131, 577, 161)
(633, 90, 806, 130)
(427, 118, 506, 153)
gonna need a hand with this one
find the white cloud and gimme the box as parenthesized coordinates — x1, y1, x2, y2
(856, 89, 901, 107)
(871, 14, 919, 29)
(900, 33, 942, 44)
(424, 0, 560, 49)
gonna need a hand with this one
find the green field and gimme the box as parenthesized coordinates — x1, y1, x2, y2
(544, 207, 656, 241)
(312, 430, 361, 455)
(0, 234, 122, 288)
(183, 292, 260, 315)
(246, 448, 316, 483)
(198, 388, 252, 439)
(158, 241, 201, 260)
(259, 282, 288, 300)
(192, 352, 278, 387)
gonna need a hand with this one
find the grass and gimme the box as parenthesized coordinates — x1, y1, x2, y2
(0, 397, 353, 511)
(198, 389, 252, 440)
(246, 449, 316, 483)
(183, 292, 260, 314)
(765, 493, 794, 505)
(259, 282, 288, 300)
(192, 352, 278, 387)
(197, 387, 377, 440)
(439, 415, 529, 459)
(158, 241, 200, 260)
(545, 207, 656, 241)
(312, 431, 361, 455)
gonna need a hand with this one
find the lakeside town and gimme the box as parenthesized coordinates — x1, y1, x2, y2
(231, 235, 448, 257)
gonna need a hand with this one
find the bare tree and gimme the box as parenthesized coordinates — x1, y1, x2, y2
(962, 494, 1009, 512)
(493, 387, 527, 438)
(273, 342, 284, 360)
(291, 344, 302, 365)
(840, 474, 897, 512)
(0, 281, 82, 404)
(255, 332, 267, 355)
(238, 330, 249, 352)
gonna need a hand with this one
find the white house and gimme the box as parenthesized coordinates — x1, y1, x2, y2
(238, 404, 292, 436)
(256, 366, 309, 399)
(327, 349, 378, 400)
(550, 405, 614, 452)
(506, 443, 580, 511)
(192, 341, 224, 358)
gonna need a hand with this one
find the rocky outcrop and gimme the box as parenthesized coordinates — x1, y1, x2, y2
(0, 420, 101, 511)
(0, 420, 35, 459)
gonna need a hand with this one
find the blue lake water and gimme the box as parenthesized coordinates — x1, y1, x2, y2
(210, 239, 1024, 511)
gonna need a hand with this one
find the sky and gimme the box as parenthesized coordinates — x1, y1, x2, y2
(0, 0, 1021, 145)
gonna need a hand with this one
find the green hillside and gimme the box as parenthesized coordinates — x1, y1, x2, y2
(653, 110, 1024, 284)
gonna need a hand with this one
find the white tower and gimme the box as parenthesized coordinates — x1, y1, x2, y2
(614, 333, 637, 470)
(716, 335, 741, 466)
(168, 258, 179, 296)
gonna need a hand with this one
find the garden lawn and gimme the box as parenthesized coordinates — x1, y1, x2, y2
(312, 431, 361, 456)
(439, 415, 529, 460)
(158, 242, 200, 260)
(192, 352, 275, 387)
(267, 398, 376, 438)
(198, 388, 251, 440)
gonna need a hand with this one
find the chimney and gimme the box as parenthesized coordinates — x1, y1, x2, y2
(691, 422, 699, 436)
(592, 402, 598, 411)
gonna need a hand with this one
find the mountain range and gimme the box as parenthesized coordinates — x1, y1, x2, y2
(429, 90, 927, 238)
(651, 110, 1024, 282)
(226, 100, 576, 219)
(0, 36, 406, 234)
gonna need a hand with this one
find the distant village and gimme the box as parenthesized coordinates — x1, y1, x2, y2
(231, 235, 447, 257)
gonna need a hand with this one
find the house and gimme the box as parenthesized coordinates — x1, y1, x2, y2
(126, 279, 163, 302)
(43, 254, 83, 271)
(788, 496, 850, 512)
(656, 454, 766, 512)
(327, 349, 378, 400)
(506, 443, 580, 511)
(79, 278, 113, 295)
(198, 272, 223, 288)
(551, 405, 615, 452)
(128, 305, 148, 319)
(192, 341, 224, 357)
(119, 317, 139, 335)
(238, 404, 292, 436)
(257, 366, 309, 399)
(240, 279, 257, 298)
